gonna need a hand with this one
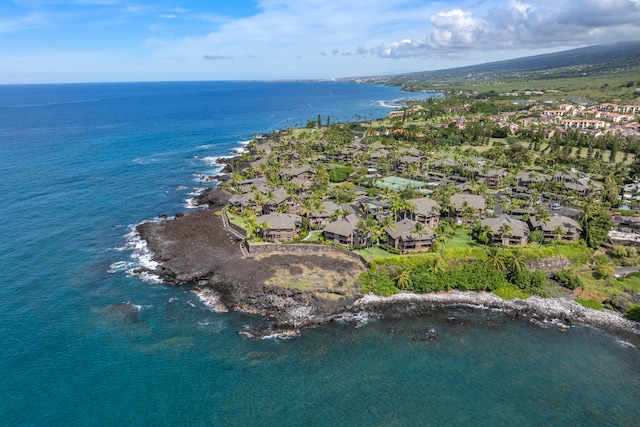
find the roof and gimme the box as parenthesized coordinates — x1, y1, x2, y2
(386, 218, 434, 241)
(310, 201, 341, 218)
(281, 165, 315, 178)
(451, 193, 486, 211)
(257, 213, 301, 230)
(531, 215, 582, 232)
(481, 215, 529, 238)
(409, 197, 441, 216)
(323, 215, 358, 237)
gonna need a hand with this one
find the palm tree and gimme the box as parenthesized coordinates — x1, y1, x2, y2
(497, 224, 512, 246)
(579, 196, 597, 245)
(460, 201, 478, 227)
(476, 224, 493, 246)
(485, 247, 506, 270)
(390, 197, 404, 222)
(394, 267, 413, 289)
(551, 225, 565, 241)
(244, 217, 259, 240)
(507, 249, 526, 274)
(535, 207, 551, 246)
(436, 222, 454, 253)
(402, 199, 417, 220)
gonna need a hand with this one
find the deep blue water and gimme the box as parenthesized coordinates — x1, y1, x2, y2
(0, 81, 638, 426)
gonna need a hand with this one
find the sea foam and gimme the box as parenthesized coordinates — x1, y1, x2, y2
(110, 225, 163, 283)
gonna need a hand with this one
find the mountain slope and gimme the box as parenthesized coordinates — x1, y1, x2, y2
(356, 41, 640, 85)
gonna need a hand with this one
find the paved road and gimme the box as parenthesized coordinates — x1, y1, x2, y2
(614, 267, 640, 277)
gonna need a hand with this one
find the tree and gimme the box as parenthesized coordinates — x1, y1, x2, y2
(436, 222, 455, 253)
(390, 197, 404, 222)
(497, 224, 513, 245)
(474, 224, 493, 246)
(535, 207, 551, 246)
(507, 249, 526, 274)
(460, 201, 479, 227)
(485, 247, 506, 270)
(394, 267, 413, 289)
(551, 225, 565, 241)
(580, 198, 613, 249)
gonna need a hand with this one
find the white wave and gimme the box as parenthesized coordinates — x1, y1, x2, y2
(231, 139, 252, 154)
(374, 99, 404, 109)
(184, 187, 205, 209)
(260, 331, 296, 340)
(110, 225, 163, 283)
(616, 339, 636, 349)
(337, 311, 374, 327)
(193, 288, 229, 312)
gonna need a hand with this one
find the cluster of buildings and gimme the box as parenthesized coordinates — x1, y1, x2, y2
(443, 100, 640, 140)
(223, 133, 596, 252)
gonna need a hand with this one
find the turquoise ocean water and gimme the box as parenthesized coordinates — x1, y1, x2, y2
(0, 81, 638, 426)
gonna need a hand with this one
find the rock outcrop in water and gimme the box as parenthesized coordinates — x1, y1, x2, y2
(136, 188, 366, 332)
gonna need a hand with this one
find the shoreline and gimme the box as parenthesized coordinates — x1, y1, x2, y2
(129, 123, 640, 345)
(351, 291, 640, 346)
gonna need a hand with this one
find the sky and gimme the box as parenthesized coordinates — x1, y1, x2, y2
(1, 0, 640, 83)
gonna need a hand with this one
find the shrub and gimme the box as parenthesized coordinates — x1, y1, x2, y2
(329, 166, 353, 183)
(493, 285, 529, 300)
(625, 305, 640, 321)
(553, 269, 582, 290)
(576, 298, 603, 310)
(593, 265, 615, 279)
(357, 270, 398, 296)
(529, 230, 543, 243)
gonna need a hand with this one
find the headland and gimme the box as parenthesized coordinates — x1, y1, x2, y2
(135, 91, 640, 343)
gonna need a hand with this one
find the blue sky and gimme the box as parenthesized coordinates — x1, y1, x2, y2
(2, 0, 640, 83)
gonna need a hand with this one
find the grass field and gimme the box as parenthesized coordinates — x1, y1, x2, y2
(375, 176, 426, 191)
(442, 229, 485, 249)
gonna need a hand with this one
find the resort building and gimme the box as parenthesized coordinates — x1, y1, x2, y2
(450, 194, 486, 223)
(323, 214, 361, 248)
(480, 215, 529, 246)
(407, 197, 441, 229)
(529, 215, 582, 241)
(386, 219, 435, 253)
(256, 213, 302, 242)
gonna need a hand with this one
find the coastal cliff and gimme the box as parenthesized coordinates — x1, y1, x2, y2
(136, 188, 367, 331)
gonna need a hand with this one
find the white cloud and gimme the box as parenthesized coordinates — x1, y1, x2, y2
(373, 0, 640, 58)
(427, 9, 489, 49)
(0, 11, 47, 33)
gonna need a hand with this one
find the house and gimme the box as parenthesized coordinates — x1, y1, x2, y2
(516, 171, 550, 187)
(256, 213, 302, 241)
(228, 193, 256, 212)
(397, 155, 422, 173)
(309, 201, 341, 227)
(450, 194, 486, 222)
(530, 215, 582, 241)
(553, 171, 578, 183)
(261, 188, 294, 214)
(323, 214, 362, 247)
(407, 197, 441, 229)
(386, 219, 435, 253)
(484, 168, 509, 187)
(480, 215, 529, 246)
(613, 214, 640, 234)
(280, 165, 316, 181)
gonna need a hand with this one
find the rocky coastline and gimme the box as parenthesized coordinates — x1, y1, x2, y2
(133, 186, 640, 345)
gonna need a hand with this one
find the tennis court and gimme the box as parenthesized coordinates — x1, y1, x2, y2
(375, 176, 427, 191)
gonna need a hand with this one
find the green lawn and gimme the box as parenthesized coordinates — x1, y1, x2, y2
(356, 246, 397, 260)
(443, 229, 485, 249)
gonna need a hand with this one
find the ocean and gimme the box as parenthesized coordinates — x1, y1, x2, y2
(0, 81, 638, 426)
